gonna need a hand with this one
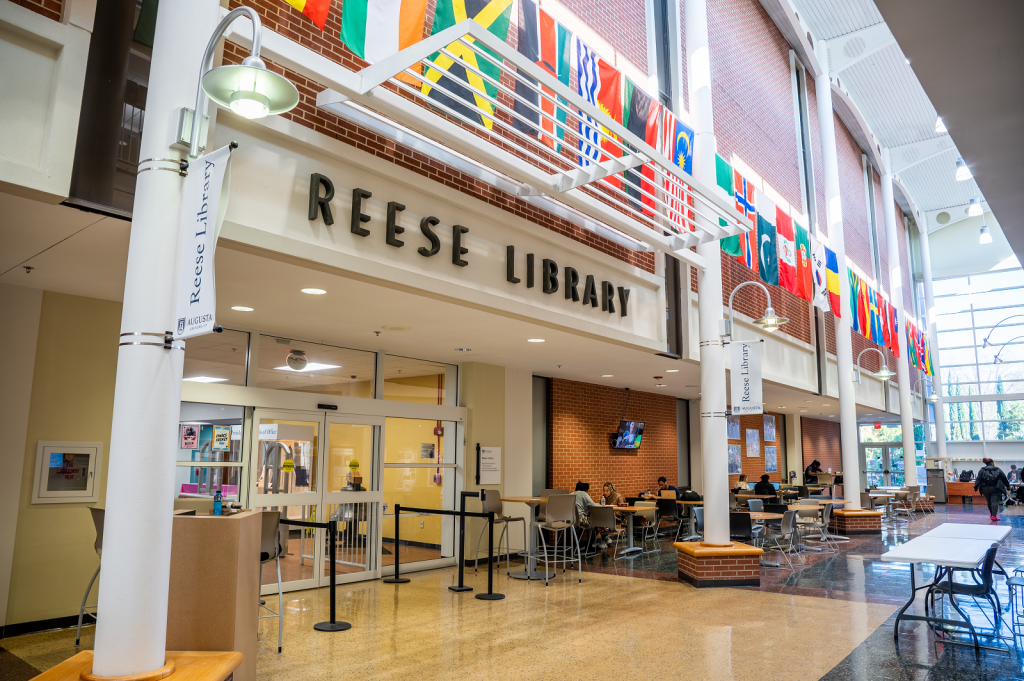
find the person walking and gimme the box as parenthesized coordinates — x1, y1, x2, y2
(975, 457, 1010, 521)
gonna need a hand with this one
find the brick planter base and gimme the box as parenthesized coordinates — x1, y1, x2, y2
(915, 497, 935, 513)
(674, 542, 763, 588)
(828, 509, 883, 535)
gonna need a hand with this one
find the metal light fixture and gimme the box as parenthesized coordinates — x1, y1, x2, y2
(854, 347, 893, 383)
(286, 349, 308, 371)
(992, 335, 1024, 365)
(926, 392, 940, 404)
(968, 196, 983, 217)
(979, 222, 992, 244)
(188, 7, 300, 157)
(722, 281, 789, 340)
(955, 157, 972, 181)
(981, 315, 1024, 347)
(935, 116, 947, 134)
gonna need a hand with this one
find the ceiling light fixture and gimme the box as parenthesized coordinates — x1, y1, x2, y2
(854, 348, 894, 382)
(667, 369, 679, 373)
(723, 281, 789, 338)
(454, 348, 472, 352)
(968, 196, 983, 217)
(601, 374, 614, 378)
(230, 306, 254, 312)
(979, 222, 992, 244)
(527, 338, 545, 343)
(182, 376, 229, 383)
(935, 116, 946, 134)
(274, 362, 341, 373)
(955, 157, 971, 181)
(926, 393, 940, 404)
(656, 384, 667, 387)
(383, 325, 411, 332)
(301, 288, 327, 295)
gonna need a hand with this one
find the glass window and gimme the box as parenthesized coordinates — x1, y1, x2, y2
(383, 355, 454, 405)
(937, 330, 976, 349)
(174, 403, 245, 503)
(933, 276, 968, 297)
(255, 418, 319, 495)
(938, 348, 978, 367)
(970, 269, 1024, 292)
(976, 323, 1024, 347)
(182, 329, 249, 386)
(984, 421, 1024, 441)
(974, 306, 1024, 328)
(935, 312, 973, 331)
(256, 335, 375, 397)
(858, 424, 902, 442)
(326, 422, 375, 492)
(933, 295, 973, 316)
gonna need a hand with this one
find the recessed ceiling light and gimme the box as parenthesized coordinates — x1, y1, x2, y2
(667, 369, 679, 373)
(601, 374, 613, 378)
(527, 338, 545, 343)
(656, 384, 667, 387)
(183, 376, 228, 383)
(301, 288, 327, 295)
(822, 403, 831, 407)
(383, 325, 411, 332)
(455, 348, 472, 352)
(274, 363, 341, 372)
(779, 406, 786, 409)
(800, 409, 808, 413)
(829, 414, 836, 418)
(804, 400, 812, 403)
(686, 385, 700, 388)
(231, 306, 254, 312)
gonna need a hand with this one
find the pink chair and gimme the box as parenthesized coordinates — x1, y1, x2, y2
(180, 483, 199, 495)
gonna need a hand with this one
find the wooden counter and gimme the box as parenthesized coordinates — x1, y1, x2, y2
(946, 481, 983, 503)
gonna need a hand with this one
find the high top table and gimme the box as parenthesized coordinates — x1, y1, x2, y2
(499, 496, 554, 581)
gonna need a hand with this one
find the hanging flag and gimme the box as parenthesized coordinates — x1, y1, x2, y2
(511, 0, 570, 150)
(879, 294, 890, 348)
(777, 209, 797, 295)
(889, 305, 900, 358)
(811, 239, 831, 313)
(738, 230, 758, 272)
(756, 191, 778, 286)
(287, 0, 332, 30)
(825, 248, 841, 317)
(340, 0, 428, 73)
(796, 224, 812, 301)
(576, 39, 601, 166)
(734, 170, 755, 221)
(716, 156, 743, 256)
(596, 58, 624, 186)
(858, 279, 870, 341)
(659, 108, 689, 227)
(623, 79, 660, 215)
(421, 0, 515, 130)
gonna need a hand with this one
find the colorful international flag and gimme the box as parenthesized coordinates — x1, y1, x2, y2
(716, 156, 744, 257)
(576, 39, 601, 166)
(734, 170, 755, 221)
(777, 208, 797, 295)
(596, 58, 624, 187)
(512, 0, 571, 150)
(811, 239, 831, 312)
(287, 0, 331, 30)
(889, 304, 900, 358)
(623, 78, 660, 215)
(795, 224, 812, 302)
(756, 190, 778, 287)
(659, 108, 690, 228)
(825, 248, 841, 317)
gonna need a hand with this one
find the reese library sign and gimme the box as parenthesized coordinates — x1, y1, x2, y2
(308, 173, 633, 317)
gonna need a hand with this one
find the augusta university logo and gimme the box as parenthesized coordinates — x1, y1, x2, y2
(177, 317, 186, 335)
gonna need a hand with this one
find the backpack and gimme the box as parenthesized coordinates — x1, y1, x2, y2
(959, 470, 974, 482)
(976, 466, 1000, 487)
(682, 489, 702, 501)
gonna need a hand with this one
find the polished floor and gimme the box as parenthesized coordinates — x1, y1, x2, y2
(5, 504, 1024, 680)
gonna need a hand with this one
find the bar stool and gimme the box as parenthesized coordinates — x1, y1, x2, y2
(259, 511, 284, 654)
(532, 493, 582, 585)
(474, 489, 526, 576)
(76, 508, 104, 646)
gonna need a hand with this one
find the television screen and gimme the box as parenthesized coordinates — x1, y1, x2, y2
(748, 482, 757, 491)
(613, 421, 645, 449)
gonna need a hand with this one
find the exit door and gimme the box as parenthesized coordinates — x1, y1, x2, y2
(863, 445, 905, 487)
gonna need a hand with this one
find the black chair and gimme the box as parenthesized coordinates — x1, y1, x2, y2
(729, 512, 755, 543)
(928, 543, 1001, 623)
(763, 503, 788, 529)
(656, 499, 684, 541)
(798, 486, 810, 498)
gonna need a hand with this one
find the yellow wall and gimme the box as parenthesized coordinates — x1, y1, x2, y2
(381, 417, 445, 545)
(382, 374, 445, 405)
(7, 292, 121, 625)
(460, 362, 505, 559)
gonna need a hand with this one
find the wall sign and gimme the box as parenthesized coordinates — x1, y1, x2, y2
(32, 441, 103, 505)
(729, 340, 763, 415)
(479, 447, 501, 485)
(309, 174, 632, 317)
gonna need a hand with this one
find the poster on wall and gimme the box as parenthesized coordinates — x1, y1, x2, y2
(727, 415, 740, 439)
(420, 443, 436, 459)
(212, 426, 231, 451)
(764, 415, 776, 442)
(727, 445, 742, 474)
(181, 425, 198, 449)
(765, 446, 778, 473)
(729, 340, 763, 414)
(479, 447, 501, 485)
(231, 425, 242, 441)
(746, 429, 760, 457)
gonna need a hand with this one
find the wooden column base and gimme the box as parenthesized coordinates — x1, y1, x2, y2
(32, 651, 241, 681)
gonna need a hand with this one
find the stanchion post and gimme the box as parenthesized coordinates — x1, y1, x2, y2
(476, 510, 504, 600)
(383, 504, 410, 584)
(314, 519, 352, 632)
(450, 492, 478, 593)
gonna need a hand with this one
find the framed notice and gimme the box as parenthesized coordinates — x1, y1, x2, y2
(746, 429, 760, 457)
(420, 443, 436, 459)
(765, 446, 778, 473)
(479, 447, 501, 485)
(727, 445, 742, 474)
(727, 415, 740, 440)
(763, 415, 776, 442)
(32, 441, 103, 504)
(212, 426, 231, 451)
(180, 424, 198, 449)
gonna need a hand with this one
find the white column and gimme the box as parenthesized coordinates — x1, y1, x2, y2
(918, 221, 947, 458)
(814, 47, 861, 509)
(91, 0, 219, 676)
(686, 0, 728, 544)
(880, 151, 918, 487)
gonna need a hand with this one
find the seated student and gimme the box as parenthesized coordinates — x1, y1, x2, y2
(753, 474, 776, 496)
(572, 481, 597, 529)
(732, 474, 748, 493)
(596, 483, 625, 549)
(647, 476, 680, 498)
(1009, 465, 1019, 484)
(804, 460, 823, 484)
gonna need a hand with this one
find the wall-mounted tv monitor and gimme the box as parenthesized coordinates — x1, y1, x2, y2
(613, 421, 645, 449)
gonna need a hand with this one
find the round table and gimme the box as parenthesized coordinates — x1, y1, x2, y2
(610, 506, 654, 557)
(499, 496, 554, 581)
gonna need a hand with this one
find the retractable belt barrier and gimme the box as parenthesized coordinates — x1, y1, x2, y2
(384, 499, 505, 600)
(279, 518, 351, 632)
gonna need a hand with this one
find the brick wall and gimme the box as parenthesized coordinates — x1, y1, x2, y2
(677, 551, 760, 586)
(549, 378, 677, 498)
(836, 116, 872, 278)
(801, 416, 840, 473)
(7, 0, 61, 21)
(721, 254, 812, 344)
(559, 0, 648, 72)
(728, 411, 784, 487)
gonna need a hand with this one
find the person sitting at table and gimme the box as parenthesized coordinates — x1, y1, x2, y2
(572, 481, 597, 530)
(732, 474, 748, 493)
(804, 460, 823, 484)
(753, 474, 776, 496)
(595, 482, 625, 549)
(646, 476, 679, 499)
(1009, 465, 1019, 484)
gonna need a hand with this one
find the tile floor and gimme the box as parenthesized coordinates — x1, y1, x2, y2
(4, 504, 1024, 680)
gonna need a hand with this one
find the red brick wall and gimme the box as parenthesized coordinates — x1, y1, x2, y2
(559, 0, 648, 72)
(836, 116, 872, 278)
(801, 416, 840, 473)
(728, 412, 784, 487)
(549, 379, 677, 498)
(721, 254, 812, 344)
(7, 0, 61, 21)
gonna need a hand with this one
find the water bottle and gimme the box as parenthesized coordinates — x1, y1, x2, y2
(600, 496, 606, 506)
(213, 486, 223, 516)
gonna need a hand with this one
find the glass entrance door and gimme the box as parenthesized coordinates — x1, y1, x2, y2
(862, 445, 906, 487)
(888, 447, 905, 487)
(865, 447, 884, 487)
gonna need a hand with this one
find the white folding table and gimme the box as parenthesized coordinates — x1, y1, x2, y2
(922, 523, 1011, 542)
(882, 536, 999, 653)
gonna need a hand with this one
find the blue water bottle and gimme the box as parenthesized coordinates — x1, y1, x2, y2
(213, 486, 223, 516)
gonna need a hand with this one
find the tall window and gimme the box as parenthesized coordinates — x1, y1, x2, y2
(934, 268, 1024, 441)
(793, 63, 817, 235)
(863, 158, 882, 284)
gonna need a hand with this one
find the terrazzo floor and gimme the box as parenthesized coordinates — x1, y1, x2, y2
(4, 504, 1024, 680)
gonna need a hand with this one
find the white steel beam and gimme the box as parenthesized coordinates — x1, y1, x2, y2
(887, 135, 955, 175)
(827, 22, 896, 75)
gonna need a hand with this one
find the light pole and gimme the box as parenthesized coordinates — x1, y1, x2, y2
(983, 320, 1024, 349)
(853, 347, 895, 384)
(992, 335, 1024, 364)
(92, 3, 297, 677)
(722, 280, 789, 340)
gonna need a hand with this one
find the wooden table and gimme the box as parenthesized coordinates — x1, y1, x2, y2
(611, 506, 654, 557)
(500, 496, 554, 581)
(745, 512, 783, 520)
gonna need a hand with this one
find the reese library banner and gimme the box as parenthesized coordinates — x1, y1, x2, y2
(729, 339, 763, 415)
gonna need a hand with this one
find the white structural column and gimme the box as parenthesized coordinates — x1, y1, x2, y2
(91, 0, 219, 676)
(686, 0, 728, 544)
(880, 151, 918, 487)
(917, 221, 947, 458)
(814, 45, 861, 509)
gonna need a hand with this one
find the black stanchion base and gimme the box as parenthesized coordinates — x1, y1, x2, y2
(383, 577, 411, 583)
(475, 593, 505, 600)
(448, 585, 474, 592)
(314, 621, 352, 632)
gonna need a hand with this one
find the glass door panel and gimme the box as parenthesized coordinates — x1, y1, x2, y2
(257, 504, 319, 593)
(888, 447, 906, 487)
(865, 447, 884, 488)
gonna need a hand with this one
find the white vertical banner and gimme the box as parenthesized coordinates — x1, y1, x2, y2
(174, 145, 233, 339)
(729, 339, 763, 415)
